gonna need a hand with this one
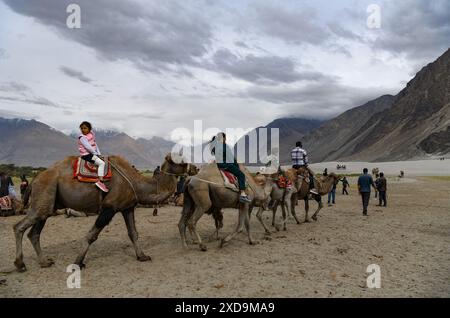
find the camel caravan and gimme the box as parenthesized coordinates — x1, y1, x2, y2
(11, 125, 342, 272)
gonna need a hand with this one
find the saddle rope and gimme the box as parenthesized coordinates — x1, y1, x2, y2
(108, 160, 139, 202)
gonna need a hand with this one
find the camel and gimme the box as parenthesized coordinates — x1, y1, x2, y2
(248, 174, 276, 235)
(372, 167, 379, 176)
(287, 170, 341, 225)
(178, 163, 266, 251)
(13, 154, 197, 272)
(256, 172, 297, 232)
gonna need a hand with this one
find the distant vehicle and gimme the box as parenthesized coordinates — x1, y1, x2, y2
(336, 164, 346, 170)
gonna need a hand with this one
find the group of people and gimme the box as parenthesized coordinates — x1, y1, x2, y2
(2, 121, 390, 218)
(0, 173, 28, 215)
(323, 167, 349, 206)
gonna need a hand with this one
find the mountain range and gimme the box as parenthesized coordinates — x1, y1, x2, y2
(1, 48, 449, 167)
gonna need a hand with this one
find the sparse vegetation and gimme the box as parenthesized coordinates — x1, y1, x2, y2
(0, 163, 46, 178)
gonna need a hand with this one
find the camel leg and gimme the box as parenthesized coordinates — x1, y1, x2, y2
(13, 213, 40, 271)
(256, 207, 271, 235)
(248, 204, 254, 220)
(74, 207, 116, 268)
(187, 206, 207, 251)
(220, 204, 248, 247)
(280, 200, 287, 231)
(121, 209, 151, 262)
(311, 196, 323, 221)
(178, 217, 189, 249)
(304, 198, 310, 222)
(287, 194, 300, 224)
(27, 218, 55, 268)
(272, 201, 279, 228)
(244, 206, 256, 245)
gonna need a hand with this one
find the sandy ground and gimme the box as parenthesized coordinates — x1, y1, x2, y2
(0, 176, 449, 298)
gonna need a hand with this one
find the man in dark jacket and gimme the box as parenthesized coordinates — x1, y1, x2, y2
(357, 168, 376, 216)
(341, 176, 349, 195)
(377, 172, 387, 207)
(210, 132, 251, 203)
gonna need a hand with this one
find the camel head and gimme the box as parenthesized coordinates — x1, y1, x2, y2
(163, 153, 198, 176)
(328, 172, 341, 185)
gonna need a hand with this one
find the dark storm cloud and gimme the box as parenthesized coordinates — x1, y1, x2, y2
(343, 0, 450, 60)
(212, 49, 330, 84)
(60, 66, 92, 83)
(3, 0, 214, 73)
(246, 81, 391, 118)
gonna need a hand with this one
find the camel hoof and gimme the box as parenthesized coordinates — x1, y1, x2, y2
(137, 254, 152, 262)
(219, 239, 226, 248)
(249, 240, 260, 245)
(304, 219, 311, 223)
(14, 260, 27, 272)
(153, 209, 158, 216)
(264, 230, 271, 236)
(199, 244, 208, 251)
(312, 216, 318, 221)
(39, 258, 55, 268)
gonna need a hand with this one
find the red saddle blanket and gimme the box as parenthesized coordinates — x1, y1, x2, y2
(277, 175, 292, 189)
(73, 157, 112, 183)
(221, 170, 237, 184)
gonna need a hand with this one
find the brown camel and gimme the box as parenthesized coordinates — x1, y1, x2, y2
(178, 163, 265, 251)
(13, 154, 196, 272)
(287, 170, 341, 225)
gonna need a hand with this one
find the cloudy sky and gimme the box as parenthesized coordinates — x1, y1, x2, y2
(0, 0, 449, 141)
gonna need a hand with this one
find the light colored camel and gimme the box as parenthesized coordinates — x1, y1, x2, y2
(13, 154, 196, 272)
(248, 174, 276, 235)
(178, 163, 265, 251)
(288, 171, 341, 225)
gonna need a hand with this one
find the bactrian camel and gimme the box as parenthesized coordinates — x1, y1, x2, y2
(14, 154, 197, 272)
(178, 163, 265, 251)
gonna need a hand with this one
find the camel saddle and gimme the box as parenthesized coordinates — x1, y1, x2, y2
(295, 167, 310, 184)
(219, 169, 240, 192)
(277, 175, 292, 189)
(73, 157, 112, 183)
(0, 195, 12, 211)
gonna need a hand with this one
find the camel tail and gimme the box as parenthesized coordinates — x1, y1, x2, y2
(22, 183, 32, 209)
(180, 179, 195, 224)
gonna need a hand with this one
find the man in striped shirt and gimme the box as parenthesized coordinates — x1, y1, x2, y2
(291, 141, 318, 195)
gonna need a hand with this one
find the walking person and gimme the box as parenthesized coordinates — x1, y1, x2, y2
(377, 172, 387, 207)
(374, 173, 380, 198)
(19, 175, 29, 198)
(358, 168, 376, 216)
(327, 182, 336, 206)
(341, 176, 349, 195)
